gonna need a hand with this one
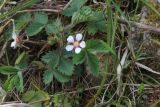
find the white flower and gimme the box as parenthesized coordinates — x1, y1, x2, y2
(65, 33, 86, 54)
(10, 19, 20, 49)
(11, 32, 18, 49)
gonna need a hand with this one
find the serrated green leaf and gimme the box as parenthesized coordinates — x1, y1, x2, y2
(34, 12, 48, 25)
(86, 52, 99, 76)
(58, 58, 74, 76)
(86, 39, 115, 54)
(26, 22, 44, 36)
(45, 19, 63, 34)
(3, 76, 15, 91)
(0, 66, 18, 75)
(86, 11, 107, 34)
(15, 52, 28, 69)
(41, 51, 59, 69)
(43, 70, 54, 85)
(53, 70, 70, 83)
(71, 6, 94, 24)
(73, 50, 86, 65)
(15, 51, 27, 65)
(62, 0, 87, 17)
(21, 90, 36, 102)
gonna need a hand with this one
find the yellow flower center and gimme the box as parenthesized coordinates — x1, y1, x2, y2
(73, 41, 79, 47)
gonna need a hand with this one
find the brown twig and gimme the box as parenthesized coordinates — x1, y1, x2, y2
(118, 18, 160, 34)
(0, 41, 8, 59)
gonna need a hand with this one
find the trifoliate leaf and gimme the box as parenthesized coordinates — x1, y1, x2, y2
(86, 52, 99, 76)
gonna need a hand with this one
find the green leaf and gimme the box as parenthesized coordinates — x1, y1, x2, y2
(43, 69, 70, 83)
(71, 6, 94, 24)
(86, 11, 107, 34)
(45, 19, 63, 34)
(0, 66, 18, 75)
(138, 83, 145, 93)
(86, 52, 99, 76)
(27, 90, 49, 107)
(3, 76, 15, 91)
(15, 51, 28, 68)
(26, 22, 44, 36)
(62, 0, 87, 17)
(43, 70, 54, 85)
(73, 50, 86, 65)
(86, 23, 98, 35)
(15, 71, 24, 92)
(15, 51, 27, 65)
(58, 58, 74, 76)
(17, 13, 31, 23)
(34, 12, 48, 25)
(41, 51, 59, 69)
(53, 69, 70, 83)
(15, 13, 31, 30)
(86, 39, 115, 54)
(21, 90, 36, 102)
(86, 20, 107, 34)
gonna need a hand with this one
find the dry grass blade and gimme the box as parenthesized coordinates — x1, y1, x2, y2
(135, 62, 160, 75)
(0, 103, 31, 107)
(117, 48, 129, 95)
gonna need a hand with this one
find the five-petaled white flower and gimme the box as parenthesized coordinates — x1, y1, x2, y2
(65, 33, 86, 54)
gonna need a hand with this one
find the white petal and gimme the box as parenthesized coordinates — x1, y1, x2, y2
(11, 41, 17, 49)
(65, 45, 74, 51)
(75, 47, 81, 54)
(12, 32, 17, 40)
(76, 33, 83, 41)
(79, 41, 86, 48)
(67, 36, 74, 43)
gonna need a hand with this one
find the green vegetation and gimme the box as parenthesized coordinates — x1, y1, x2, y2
(0, 0, 160, 107)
